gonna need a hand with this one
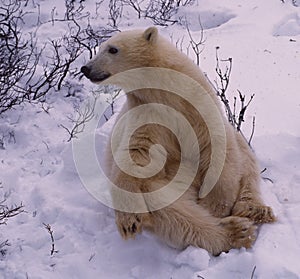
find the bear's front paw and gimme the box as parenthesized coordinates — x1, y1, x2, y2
(219, 216, 257, 250)
(115, 212, 143, 240)
(232, 202, 276, 224)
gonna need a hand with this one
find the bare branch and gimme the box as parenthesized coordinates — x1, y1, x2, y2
(60, 93, 99, 141)
(186, 17, 205, 66)
(106, 88, 122, 116)
(248, 116, 256, 146)
(214, 47, 256, 148)
(0, 240, 11, 257)
(0, 202, 24, 225)
(43, 223, 58, 256)
(251, 266, 257, 279)
(108, 0, 123, 29)
(123, 0, 195, 26)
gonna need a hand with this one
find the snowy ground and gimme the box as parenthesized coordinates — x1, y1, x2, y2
(0, 0, 300, 278)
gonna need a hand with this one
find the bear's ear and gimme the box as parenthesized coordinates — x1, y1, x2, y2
(143, 27, 158, 43)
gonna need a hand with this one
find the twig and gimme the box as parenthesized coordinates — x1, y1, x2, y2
(60, 92, 98, 141)
(236, 90, 255, 132)
(248, 116, 256, 146)
(215, 50, 235, 126)
(124, 0, 194, 26)
(89, 253, 96, 262)
(260, 167, 267, 174)
(107, 88, 122, 115)
(0, 202, 25, 225)
(186, 17, 205, 66)
(251, 265, 257, 279)
(43, 223, 58, 256)
(0, 200, 24, 257)
(0, 240, 11, 257)
(262, 177, 274, 183)
(260, 168, 274, 183)
(122, 0, 144, 19)
(108, 0, 123, 28)
(214, 47, 256, 148)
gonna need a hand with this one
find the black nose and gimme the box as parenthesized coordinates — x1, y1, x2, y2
(81, 66, 91, 78)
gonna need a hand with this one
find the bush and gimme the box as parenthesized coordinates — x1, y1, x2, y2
(0, 0, 116, 115)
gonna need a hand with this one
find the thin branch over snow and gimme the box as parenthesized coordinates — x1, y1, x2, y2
(60, 92, 98, 142)
(0, 199, 24, 257)
(214, 47, 256, 147)
(43, 223, 58, 256)
(122, 0, 195, 26)
(186, 17, 205, 66)
(0, 201, 24, 225)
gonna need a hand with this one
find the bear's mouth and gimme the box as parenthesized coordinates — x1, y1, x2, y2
(81, 66, 111, 83)
(89, 72, 111, 83)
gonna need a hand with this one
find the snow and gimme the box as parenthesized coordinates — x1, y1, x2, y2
(0, 0, 300, 278)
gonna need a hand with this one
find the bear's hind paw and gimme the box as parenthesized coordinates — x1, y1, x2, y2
(115, 212, 143, 240)
(220, 216, 257, 250)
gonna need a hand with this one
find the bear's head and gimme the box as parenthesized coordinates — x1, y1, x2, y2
(81, 27, 162, 83)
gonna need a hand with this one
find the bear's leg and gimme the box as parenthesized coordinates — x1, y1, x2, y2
(149, 199, 257, 255)
(232, 174, 276, 224)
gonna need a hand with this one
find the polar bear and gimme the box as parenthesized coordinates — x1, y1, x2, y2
(81, 27, 275, 255)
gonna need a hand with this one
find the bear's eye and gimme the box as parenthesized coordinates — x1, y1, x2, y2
(108, 47, 118, 54)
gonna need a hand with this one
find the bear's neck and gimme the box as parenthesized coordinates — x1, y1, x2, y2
(126, 89, 174, 106)
(126, 39, 221, 111)
(152, 45, 220, 106)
